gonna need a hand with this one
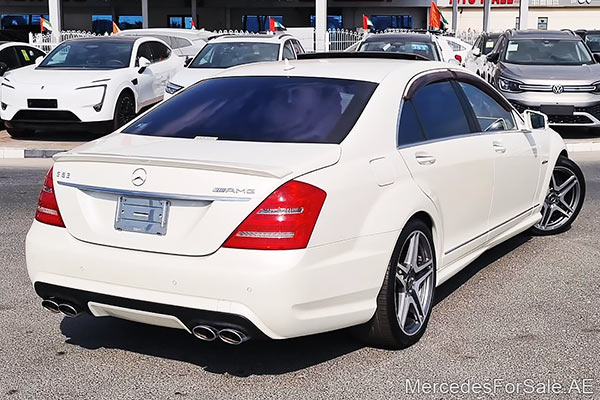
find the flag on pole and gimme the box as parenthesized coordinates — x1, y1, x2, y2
(429, 2, 448, 30)
(362, 15, 374, 30)
(40, 17, 53, 33)
(190, 18, 197, 30)
(112, 21, 120, 34)
(269, 18, 285, 32)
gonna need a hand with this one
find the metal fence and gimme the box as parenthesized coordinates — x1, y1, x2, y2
(327, 29, 365, 51)
(29, 30, 106, 52)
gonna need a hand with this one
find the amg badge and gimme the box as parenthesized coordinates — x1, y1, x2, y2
(212, 187, 255, 195)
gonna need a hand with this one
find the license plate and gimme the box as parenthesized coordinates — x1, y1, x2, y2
(540, 105, 574, 116)
(114, 196, 170, 235)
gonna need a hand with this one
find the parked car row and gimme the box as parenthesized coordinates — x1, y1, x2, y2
(0, 30, 305, 138)
(464, 29, 600, 129)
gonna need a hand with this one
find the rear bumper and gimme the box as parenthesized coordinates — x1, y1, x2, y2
(26, 220, 396, 339)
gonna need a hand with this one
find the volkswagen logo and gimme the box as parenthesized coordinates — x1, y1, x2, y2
(552, 84, 564, 95)
(131, 168, 147, 187)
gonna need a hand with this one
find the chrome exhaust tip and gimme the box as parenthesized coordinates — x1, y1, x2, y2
(41, 299, 60, 314)
(192, 325, 218, 341)
(57, 303, 80, 318)
(218, 328, 248, 345)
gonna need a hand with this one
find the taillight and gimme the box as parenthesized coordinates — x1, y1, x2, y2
(455, 54, 463, 63)
(35, 167, 65, 227)
(223, 180, 326, 250)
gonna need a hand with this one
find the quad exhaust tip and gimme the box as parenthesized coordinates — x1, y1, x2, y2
(191, 325, 248, 345)
(218, 328, 248, 345)
(41, 299, 60, 314)
(58, 303, 80, 318)
(192, 325, 218, 341)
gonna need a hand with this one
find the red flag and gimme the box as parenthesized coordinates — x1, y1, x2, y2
(362, 15, 373, 30)
(270, 17, 275, 32)
(190, 18, 196, 30)
(429, 2, 442, 30)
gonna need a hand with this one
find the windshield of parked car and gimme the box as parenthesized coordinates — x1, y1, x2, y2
(483, 37, 498, 55)
(583, 34, 600, 53)
(189, 42, 280, 68)
(124, 76, 377, 144)
(39, 40, 133, 69)
(504, 39, 593, 65)
(358, 39, 440, 61)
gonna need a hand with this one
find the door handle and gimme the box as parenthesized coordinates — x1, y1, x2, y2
(493, 141, 507, 154)
(415, 152, 437, 165)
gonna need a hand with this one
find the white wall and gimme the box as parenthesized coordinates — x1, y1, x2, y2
(443, 7, 600, 32)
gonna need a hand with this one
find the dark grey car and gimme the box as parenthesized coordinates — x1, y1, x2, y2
(487, 30, 600, 127)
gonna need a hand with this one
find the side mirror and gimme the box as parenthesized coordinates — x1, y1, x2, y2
(0, 62, 8, 77)
(487, 52, 500, 63)
(523, 110, 549, 130)
(34, 56, 44, 65)
(184, 56, 193, 67)
(594, 53, 600, 63)
(138, 57, 151, 74)
(472, 47, 481, 57)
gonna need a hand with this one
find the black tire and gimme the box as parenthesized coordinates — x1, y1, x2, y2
(352, 219, 436, 349)
(530, 156, 585, 236)
(6, 128, 34, 138)
(112, 91, 136, 131)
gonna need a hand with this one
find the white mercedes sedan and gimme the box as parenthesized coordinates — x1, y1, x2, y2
(26, 54, 585, 348)
(1, 36, 183, 138)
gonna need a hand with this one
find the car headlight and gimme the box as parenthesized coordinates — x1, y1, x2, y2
(498, 77, 523, 93)
(592, 81, 600, 94)
(165, 81, 184, 95)
(75, 84, 107, 112)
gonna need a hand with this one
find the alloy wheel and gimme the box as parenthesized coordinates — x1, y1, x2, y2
(117, 96, 135, 127)
(535, 166, 581, 232)
(394, 230, 435, 336)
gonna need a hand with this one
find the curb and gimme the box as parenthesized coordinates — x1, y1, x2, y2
(0, 148, 66, 159)
(1, 143, 599, 159)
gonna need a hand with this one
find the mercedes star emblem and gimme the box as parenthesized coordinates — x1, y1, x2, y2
(131, 168, 147, 187)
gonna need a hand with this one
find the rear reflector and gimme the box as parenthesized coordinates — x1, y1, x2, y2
(455, 54, 462, 63)
(223, 180, 326, 250)
(35, 167, 65, 228)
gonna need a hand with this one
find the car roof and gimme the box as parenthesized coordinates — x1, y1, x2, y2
(363, 33, 434, 43)
(509, 30, 580, 40)
(209, 33, 292, 43)
(64, 36, 141, 44)
(118, 28, 213, 41)
(213, 58, 449, 83)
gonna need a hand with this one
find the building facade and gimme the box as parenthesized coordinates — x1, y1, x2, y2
(439, 0, 600, 32)
(0, 0, 432, 33)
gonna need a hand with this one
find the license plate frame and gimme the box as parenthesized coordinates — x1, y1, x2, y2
(540, 105, 574, 116)
(114, 196, 170, 235)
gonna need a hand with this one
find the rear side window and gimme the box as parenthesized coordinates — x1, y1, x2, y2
(17, 46, 44, 66)
(282, 41, 296, 59)
(411, 81, 471, 141)
(458, 82, 516, 132)
(397, 101, 426, 147)
(124, 76, 377, 144)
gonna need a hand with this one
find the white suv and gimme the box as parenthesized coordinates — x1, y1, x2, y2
(164, 33, 305, 98)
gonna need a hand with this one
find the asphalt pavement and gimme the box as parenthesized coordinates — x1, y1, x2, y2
(0, 154, 599, 400)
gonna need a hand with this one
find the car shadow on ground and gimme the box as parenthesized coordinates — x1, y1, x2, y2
(10, 130, 102, 142)
(59, 233, 533, 377)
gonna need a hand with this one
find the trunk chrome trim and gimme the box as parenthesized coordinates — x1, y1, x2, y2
(56, 181, 252, 202)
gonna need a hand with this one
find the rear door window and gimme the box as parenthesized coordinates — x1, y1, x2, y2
(124, 76, 377, 144)
(136, 42, 153, 65)
(397, 100, 426, 147)
(411, 80, 472, 141)
(282, 41, 296, 59)
(16, 46, 44, 66)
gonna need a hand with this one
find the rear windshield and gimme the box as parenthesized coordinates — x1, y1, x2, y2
(124, 76, 377, 144)
(359, 39, 439, 61)
(189, 42, 280, 69)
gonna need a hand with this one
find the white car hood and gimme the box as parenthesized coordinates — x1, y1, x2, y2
(170, 67, 223, 88)
(5, 66, 117, 90)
